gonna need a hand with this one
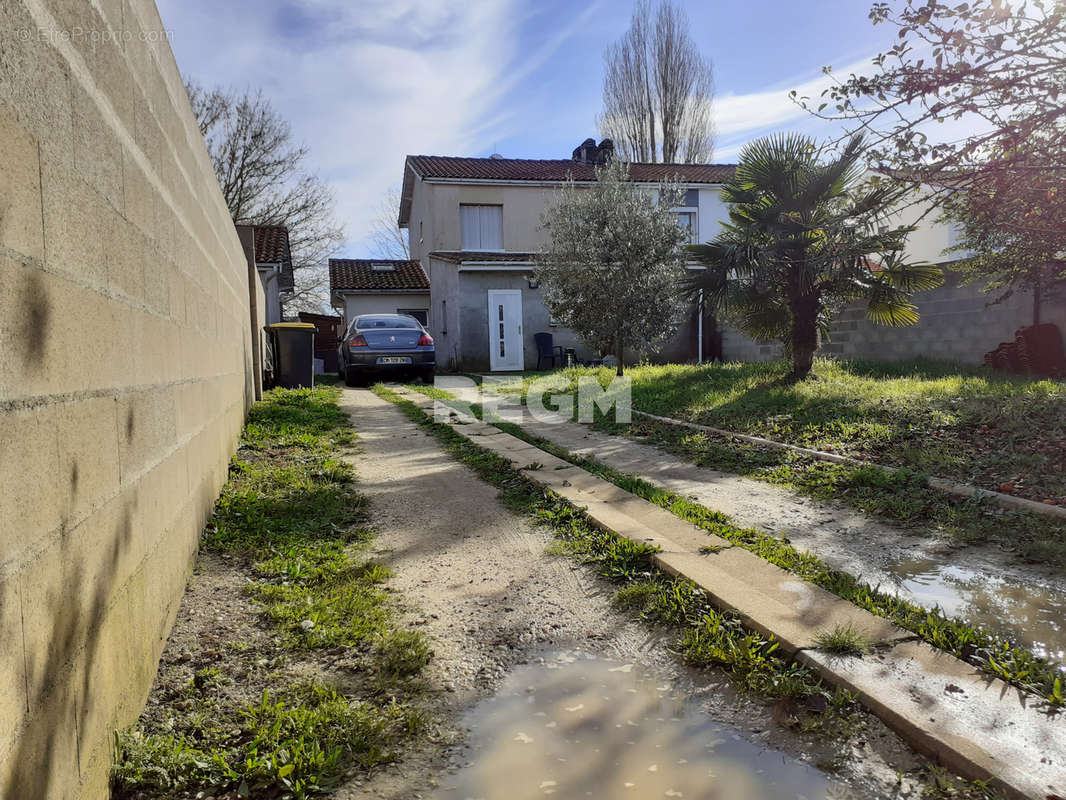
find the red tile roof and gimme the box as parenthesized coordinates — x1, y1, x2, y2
(429, 251, 536, 265)
(399, 156, 736, 225)
(408, 155, 735, 184)
(236, 223, 294, 290)
(329, 259, 429, 292)
(253, 225, 291, 265)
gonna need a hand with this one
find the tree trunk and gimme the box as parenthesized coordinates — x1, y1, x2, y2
(1033, 265, 1043, 325)
(615, 327, 625, 377)
(788, 294, 820, 382)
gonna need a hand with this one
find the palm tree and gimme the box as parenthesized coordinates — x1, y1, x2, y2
(687, 133, 943, 381)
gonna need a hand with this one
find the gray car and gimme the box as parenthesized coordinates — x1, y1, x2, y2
(338, 313, 435, 386)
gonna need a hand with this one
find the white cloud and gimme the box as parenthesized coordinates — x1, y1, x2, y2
(710, 54, 882, 159)
(159, 0, 559, 254)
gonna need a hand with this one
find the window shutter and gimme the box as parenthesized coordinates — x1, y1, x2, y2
(480, 205, 502, 249)
(461, 205, 479, 249)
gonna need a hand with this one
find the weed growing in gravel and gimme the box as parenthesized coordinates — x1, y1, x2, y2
(812, 624, 873, 657)
(111, 387, 429, 800)
(113, 684, 422, 799)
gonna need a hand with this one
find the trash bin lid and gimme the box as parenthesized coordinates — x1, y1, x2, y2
(268, 323, 316, 330)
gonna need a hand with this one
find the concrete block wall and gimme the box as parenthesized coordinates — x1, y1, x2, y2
(821, 273, 1065, 364)
(719, 274, 1064, 365)
(0, 1, 256, 797)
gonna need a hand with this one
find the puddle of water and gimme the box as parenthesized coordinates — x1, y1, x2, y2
(883, 558, 1066, 665)
(433, 651, 849, 800)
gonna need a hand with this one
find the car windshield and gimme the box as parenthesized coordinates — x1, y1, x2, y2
(357, 315, 419, 329)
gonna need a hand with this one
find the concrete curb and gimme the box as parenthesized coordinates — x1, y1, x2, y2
(392, 388, 1064, 800)
(632, 410, 1066, 522)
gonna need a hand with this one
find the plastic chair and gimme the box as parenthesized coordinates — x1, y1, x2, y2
(534, 332, 564, 370)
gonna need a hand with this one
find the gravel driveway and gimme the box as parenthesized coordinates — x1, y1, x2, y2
(334, 388, 927, 800)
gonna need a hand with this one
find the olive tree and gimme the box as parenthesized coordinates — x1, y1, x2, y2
(535, 159, 688, 376)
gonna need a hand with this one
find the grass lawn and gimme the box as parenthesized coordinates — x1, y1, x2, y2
(111, 386, 428, 800)
(520, 358, 1066, 502)
(500, 359, 1066, 564)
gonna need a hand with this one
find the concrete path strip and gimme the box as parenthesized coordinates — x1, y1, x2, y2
(395, 387, 1066, 800)
(633, 409, 1066, 522)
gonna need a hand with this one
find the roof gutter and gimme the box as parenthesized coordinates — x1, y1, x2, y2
(421, 177, 727, 189)
(331, 288, 430, 295)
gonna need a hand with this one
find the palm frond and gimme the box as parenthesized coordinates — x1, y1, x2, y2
(866, 299, 920, 327)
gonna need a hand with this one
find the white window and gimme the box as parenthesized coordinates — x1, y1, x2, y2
(460, 204, 503, 250)
(675, 210, 698, 244)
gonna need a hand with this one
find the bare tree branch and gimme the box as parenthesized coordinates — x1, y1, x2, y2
(791, 0, 1066, 315)
(599, 0, 715, 163)
(186, 79, 346, 314)
(367, 188, 410, 260)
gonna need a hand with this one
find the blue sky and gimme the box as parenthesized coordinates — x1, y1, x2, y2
(157, 0, 893, 256)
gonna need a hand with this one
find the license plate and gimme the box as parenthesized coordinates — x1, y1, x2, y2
(377, 356, 412, 365)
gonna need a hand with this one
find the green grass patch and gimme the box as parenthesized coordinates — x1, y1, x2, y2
(510, 358, 1066, 503)
(497, 363, 1066, 563)
(414, 385, 1066, 708)
(812, 624, 873, 657)
(112, 387, 429, 800)
(112, 684, 421, 799)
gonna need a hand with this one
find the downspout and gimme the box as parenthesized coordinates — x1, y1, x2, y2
(697, 290, 704, 364)
(247, 258, 263, 401)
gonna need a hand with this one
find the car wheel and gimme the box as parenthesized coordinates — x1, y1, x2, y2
(344, 367, 362, 387)
(421, 369, 434, 385)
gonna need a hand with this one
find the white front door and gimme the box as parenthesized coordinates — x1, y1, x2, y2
(487, 289, 524, 371)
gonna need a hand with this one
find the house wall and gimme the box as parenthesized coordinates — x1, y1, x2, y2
(259, 268, 282, 325)
(417, 183, 560, 252)
(0, 2, 257, 797)
(428, 258, 463, 371)
(410, 171, 1041, 369)
(341, 293, 431, 328)
(456, 271, 595, 372)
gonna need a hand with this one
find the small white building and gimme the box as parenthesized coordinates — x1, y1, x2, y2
(329, 259, 431, 330)
(235, 223, 294, 326)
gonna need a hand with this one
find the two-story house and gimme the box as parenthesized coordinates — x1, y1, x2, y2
(398, 139, 736, 372)
(382, 137, 1057, 372)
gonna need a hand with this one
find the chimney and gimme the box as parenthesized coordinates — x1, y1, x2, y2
(571, 137, 597, 164)
(596, 138, 614, 165)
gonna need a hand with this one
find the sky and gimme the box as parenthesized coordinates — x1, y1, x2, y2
(157, 0, 895, 257)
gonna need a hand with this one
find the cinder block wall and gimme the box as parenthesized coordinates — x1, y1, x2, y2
(821, 273, 1065, 364)
(720, 274, 1064, 365)
(0, 1, 256, 797)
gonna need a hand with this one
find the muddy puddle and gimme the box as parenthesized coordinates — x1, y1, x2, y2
(432, 650, 849, 800)
(881, 557, 1066, 665)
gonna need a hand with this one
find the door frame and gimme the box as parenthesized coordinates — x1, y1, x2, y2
(487, 289, 524, 371)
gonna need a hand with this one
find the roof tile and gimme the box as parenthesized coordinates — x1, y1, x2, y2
(407, 155, 736, 184)
(428, 250, 536, 265)
(329, 259, 429, 292)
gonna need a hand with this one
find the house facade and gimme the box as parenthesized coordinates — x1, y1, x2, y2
(395, 142, 1061, 372)
(236, 224, 294, 326)
(399, 142, 735, 372)
(329, 259, 431, 328)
